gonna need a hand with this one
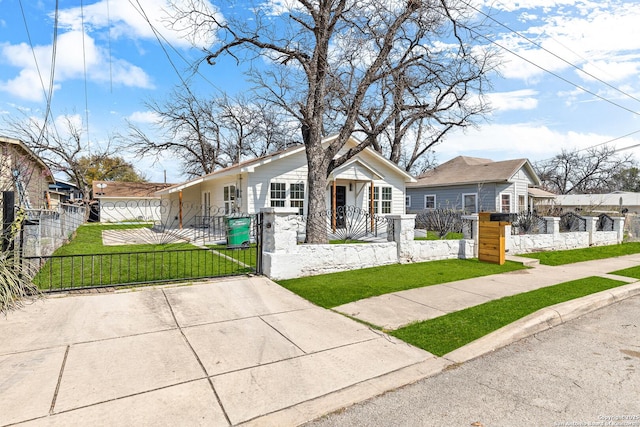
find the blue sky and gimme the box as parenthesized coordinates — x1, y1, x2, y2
(2, 0, 640, 183)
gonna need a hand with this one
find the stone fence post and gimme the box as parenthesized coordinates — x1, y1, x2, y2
(462, 214, 479, 257)
(388, 214, 416, 262)
(544, 216, 559, 234)
(260, 208, 299, 278)
(585, 216, 598, 246)
(614, 216, 625, 243)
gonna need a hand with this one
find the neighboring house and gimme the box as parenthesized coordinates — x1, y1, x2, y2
(1, 135, 54, 214)
(552, 191, 640, 214)
(92, 181, 174, 223)
(156, 135, 416, 227)
(48, 179, 83, 209)
(406, 156, 544, 214)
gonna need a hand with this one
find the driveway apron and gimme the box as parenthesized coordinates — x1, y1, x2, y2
(0, 276, 435, 426)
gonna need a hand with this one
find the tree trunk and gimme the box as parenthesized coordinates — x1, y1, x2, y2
(303, 127, 330, 244)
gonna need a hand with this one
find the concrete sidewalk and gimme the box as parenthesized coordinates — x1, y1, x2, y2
(334, 254, 640, 330)
(2, 255, 640, 426)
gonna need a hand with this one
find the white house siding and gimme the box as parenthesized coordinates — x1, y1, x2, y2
(244, 148, 407, 216)
(245, 150, 309, 214)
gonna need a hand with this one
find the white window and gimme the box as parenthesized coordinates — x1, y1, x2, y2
(424, 195, 436, 210)
(501, 193, 511, 213)
(290, 183, 305, 215)
(463, 193, 477, 213)
(381, 187, 392, 214)
(405, 195, 411, 208)
(270, 182, 286, 207)
(368, 186, 392, 214)
(223, 185, 236, 214)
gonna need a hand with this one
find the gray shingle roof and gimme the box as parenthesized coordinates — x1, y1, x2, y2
(407, 156, 534, 187)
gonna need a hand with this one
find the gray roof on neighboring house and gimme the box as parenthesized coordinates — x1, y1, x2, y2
(407, 156, 540, 188)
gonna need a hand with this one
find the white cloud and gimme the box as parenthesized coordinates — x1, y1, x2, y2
(56, 0, 219, 49)
(128, 110, 160, 123)
(0, 29, 153, 101)
(434, 122, 640, 164)
(489, 1, 640, 86)
(487, 89, 539, 111)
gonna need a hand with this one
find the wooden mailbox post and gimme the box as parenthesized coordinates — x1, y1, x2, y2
(478, 212, 510, 265)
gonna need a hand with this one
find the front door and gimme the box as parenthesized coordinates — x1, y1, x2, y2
(332, 185, 347, 228)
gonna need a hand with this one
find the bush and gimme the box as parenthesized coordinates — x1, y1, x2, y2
(1, 211, 40, 314)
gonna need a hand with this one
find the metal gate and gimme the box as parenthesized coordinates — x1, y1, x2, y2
(22, 201, 265, 292)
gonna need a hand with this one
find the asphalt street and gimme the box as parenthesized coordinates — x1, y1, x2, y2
(306, 295, 640, 427)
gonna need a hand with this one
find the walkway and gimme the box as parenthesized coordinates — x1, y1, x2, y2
(334, 254, 640, 330)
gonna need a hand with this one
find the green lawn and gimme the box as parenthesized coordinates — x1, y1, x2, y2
(519, 242, 640, 265)
(415, 231, 464, 240)
(276, 259, 527, 308)
(391, 276, 627, 356)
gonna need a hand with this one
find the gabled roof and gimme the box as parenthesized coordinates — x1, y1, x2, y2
(0, 135, 54, 183)
(157, 135, 415, 195)
(407, 156, 540, 188)
(93, 181, 174, 199)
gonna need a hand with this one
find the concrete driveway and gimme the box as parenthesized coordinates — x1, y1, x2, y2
(0, 277, 441, 426)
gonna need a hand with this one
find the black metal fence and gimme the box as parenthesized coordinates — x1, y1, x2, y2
(597, 213, 614, 231)
(26, 246, 258, 292)
(292, 205, 393, 242)
(560, 212, 587, 232)
(510, 211, 548, 235)
(414, 209, 464, 239)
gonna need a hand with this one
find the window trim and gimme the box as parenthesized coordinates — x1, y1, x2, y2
(462, 192, 478, 213)
(290, 182, 305, 215)
(270, 182, 287, 208)
(405, 195, 411, 208)
(500, 192, 512, 213)
(424, 194, 436, 210)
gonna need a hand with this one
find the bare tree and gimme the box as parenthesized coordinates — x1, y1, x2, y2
(2, 114, 111, 202)
(170, 0, 495, 242)
(126, 89, 298, 178)
(354, 42, 493, 173)
(535, 146, 635, 194)
(127, 88, 226, 178)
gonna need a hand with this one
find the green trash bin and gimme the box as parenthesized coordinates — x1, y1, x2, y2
(226, 217, 251, 249)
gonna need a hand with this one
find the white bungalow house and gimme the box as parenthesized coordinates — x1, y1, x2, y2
(406, 156, 546, 214)
(155, 135, 416, 230)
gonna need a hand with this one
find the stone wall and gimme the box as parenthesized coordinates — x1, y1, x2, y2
(261, 209, 626, 280)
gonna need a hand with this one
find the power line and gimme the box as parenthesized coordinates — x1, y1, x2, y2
(464, 1, 640, 107)
(80, 0, 91, 155)
(472, 30, 640, 117)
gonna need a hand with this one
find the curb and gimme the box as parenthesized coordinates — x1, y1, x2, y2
(250, 282, 640, 426)
(443, 281, 640, 364)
